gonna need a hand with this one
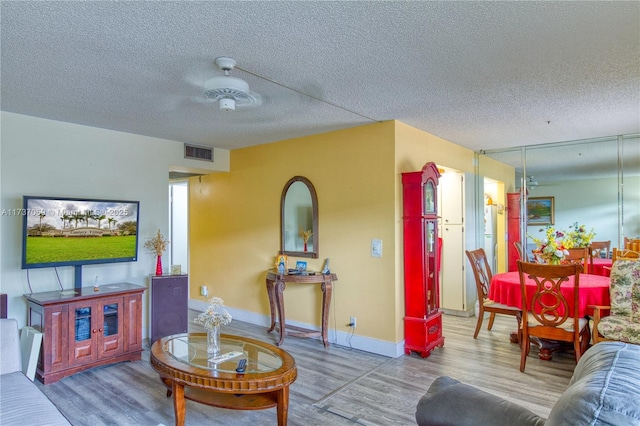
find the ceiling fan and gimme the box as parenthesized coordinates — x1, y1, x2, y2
(200, 57, 262, 111)
(516, 175, 539, 192)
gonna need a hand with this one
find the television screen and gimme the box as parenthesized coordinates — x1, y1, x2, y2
(21, 196, 140, 269)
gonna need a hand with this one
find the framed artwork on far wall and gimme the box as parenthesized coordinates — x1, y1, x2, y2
(527, 196, 555, 226)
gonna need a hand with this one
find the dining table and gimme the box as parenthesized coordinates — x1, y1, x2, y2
(590, 258, 613, 277)
(488, 271, 611, 360)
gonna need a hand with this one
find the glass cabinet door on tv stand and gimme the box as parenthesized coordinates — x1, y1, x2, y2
(402, 162, 445, 358)
(69, 297, 124, 367)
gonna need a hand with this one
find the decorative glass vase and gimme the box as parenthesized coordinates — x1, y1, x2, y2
(207, 325, 221, 355)
(156, 255, 163, 275)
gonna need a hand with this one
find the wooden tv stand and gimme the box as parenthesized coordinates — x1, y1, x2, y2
(24, 282, 146, 384)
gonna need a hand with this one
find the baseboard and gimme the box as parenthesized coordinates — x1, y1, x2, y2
(441, 307, 474, 317)
(189, 299, 401, 358)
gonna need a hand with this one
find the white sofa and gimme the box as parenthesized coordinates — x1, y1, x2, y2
(0, 318, 71, 425)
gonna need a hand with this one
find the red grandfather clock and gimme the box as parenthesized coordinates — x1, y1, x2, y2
(402, 162, 445, 357)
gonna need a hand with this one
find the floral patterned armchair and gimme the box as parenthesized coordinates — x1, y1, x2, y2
(591, 259, 640, 344)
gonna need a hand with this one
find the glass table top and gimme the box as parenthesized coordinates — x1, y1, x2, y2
(162, 334, 283, 373)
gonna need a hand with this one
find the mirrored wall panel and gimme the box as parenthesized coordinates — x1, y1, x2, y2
(477, 134, 639, 271)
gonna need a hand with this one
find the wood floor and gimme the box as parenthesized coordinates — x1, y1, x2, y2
(36, 312, 578, 425)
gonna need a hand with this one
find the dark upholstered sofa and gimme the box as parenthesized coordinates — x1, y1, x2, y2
(416, 341, 640, 426)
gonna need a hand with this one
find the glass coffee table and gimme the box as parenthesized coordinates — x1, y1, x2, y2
(150, 333, 297, 426)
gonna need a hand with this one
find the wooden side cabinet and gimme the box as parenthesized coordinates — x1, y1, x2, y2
(402, 162, 445, 358)
(25, 282, 145, 384)
(150, 274, 188, 345)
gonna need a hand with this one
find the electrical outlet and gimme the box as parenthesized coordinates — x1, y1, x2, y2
(200, 286, 208, 296)
(350, 316, 357, 328)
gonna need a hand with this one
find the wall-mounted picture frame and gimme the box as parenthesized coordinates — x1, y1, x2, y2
(527, 196, 554, 226)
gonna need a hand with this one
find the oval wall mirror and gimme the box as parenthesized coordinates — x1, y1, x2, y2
(280, 176, 318, 259)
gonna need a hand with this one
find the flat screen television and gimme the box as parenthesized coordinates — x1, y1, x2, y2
(21, 196, 140, 289)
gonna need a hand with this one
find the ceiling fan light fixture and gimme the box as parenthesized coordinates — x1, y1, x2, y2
(219, 98, 235, 111)
(203, 76, 250, 95)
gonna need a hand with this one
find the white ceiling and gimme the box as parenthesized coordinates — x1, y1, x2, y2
(2, 1, 639, 160)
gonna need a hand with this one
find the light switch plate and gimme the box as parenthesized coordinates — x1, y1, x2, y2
(371, 239, 383, 258)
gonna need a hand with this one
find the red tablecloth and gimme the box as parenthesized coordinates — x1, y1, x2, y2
(488, 271, 610, 317)
(590, 258, 613, 277)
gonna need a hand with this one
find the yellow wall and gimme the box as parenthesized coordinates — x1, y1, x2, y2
(190, 121, 401, 342)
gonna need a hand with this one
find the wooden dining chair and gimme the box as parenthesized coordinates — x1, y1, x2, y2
(589, 241, 611, 269)
(517, 261, 590, 372)
(589, 241, 611, 259)
(590, 259, 640, 345)
(465, 249, 522, 342)
(563, 247, 588, 273)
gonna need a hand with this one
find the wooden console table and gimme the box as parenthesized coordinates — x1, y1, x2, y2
(266, 270, 337, 347)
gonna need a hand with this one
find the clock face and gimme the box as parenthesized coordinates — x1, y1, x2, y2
(423, 182, 435, 214)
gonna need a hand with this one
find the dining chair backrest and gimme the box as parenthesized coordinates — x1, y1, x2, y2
(564, 247, 588, 273)
(589, 241, 611, 261)
(624, 237, 640, 252)
(518, 261, 581, 327)
(514, 241, 527, 262)
(465, 248, 492, 300)
(612, 248, 640, 262)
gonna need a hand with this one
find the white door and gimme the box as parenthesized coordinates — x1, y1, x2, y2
(439, 173, 464, 225)
(440, 224, 465, 311)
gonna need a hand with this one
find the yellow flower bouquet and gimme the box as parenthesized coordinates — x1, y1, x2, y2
(530, 226, 570, 264)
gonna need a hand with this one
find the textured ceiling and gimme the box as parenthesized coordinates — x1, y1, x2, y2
(2, 1, 639, 171)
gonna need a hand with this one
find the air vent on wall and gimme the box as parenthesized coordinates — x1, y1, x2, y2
(184, 144, 213, 162)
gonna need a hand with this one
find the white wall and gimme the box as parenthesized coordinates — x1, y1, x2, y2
(0, 112, 229, 332)
(169, 182, 189, 274)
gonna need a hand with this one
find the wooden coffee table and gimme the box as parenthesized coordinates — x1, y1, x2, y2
(150, 333, 297, 426)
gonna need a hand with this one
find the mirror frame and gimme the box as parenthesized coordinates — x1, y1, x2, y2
(280, 176, 319, 259)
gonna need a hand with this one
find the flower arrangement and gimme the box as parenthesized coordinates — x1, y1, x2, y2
(194, 297, 232, 330)
(299, 227, 312, 244)
(530, 226, 570, 264)
(563, 222, 596, 248)
(144, 229, 169, 256)
(299, 227, 312, 251)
